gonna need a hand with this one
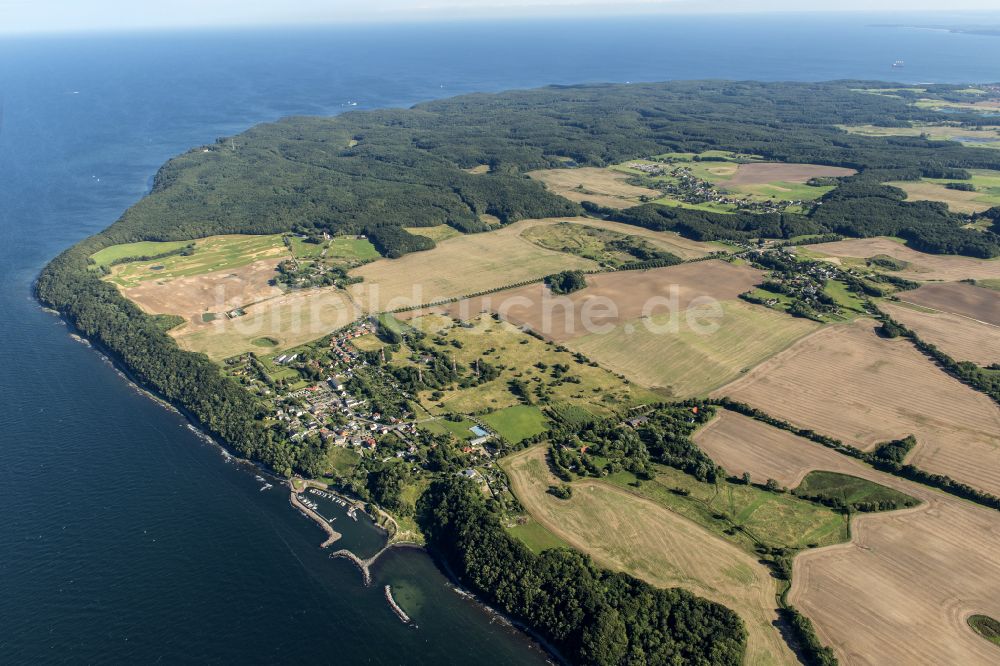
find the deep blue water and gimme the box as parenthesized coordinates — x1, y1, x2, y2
(2, 14, 1000, 664)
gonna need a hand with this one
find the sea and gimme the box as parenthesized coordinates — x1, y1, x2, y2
(2, 13, 1000, 663)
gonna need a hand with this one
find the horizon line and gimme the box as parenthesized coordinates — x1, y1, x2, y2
(3, 8, 999, 38)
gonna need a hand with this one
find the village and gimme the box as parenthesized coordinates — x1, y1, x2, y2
(223, 317, 503, 493)
(625, 160, 806, 213)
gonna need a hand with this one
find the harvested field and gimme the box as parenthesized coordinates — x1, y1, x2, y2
(172, 288, 356, 361)
(800, 237, 1000, 282)
(401, 260, 764, 343)
(527, 167, 660, 209)
(887, 180, 994, 214)
(547, 216, 720, 259)
(347, 219, 596, 312)
(716, 319, 1000, 496)
(690, 412, 1000, 665)
(520, 219, 711, 266)
(727, 162, 856, 185)
(502, 445, 796, 666)
(898, 282, 1000, 326)
(571, 299, 818, 398)
(120, 259, 284, 321)
(695, 411, 838, 488)
(881, 301, 1000, 366)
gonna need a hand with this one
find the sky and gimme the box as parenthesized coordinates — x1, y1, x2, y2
(1, 1, 999, 35)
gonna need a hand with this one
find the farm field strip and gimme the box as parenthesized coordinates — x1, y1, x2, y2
(347, 219, 597, 312)
(880, 301, 1000, 366)
(715, 319, 1000, 496)
(896, 282, 1000, 327)
(401, 260, 763, 341)
(569, 299, 818, 398)
(173, 288, 356, 360)
(527, 167, 661, 209)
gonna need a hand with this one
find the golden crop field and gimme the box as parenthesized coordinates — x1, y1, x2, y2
(716, 319, 1000, 496)
(880, 301, 1000, 366)
(898, 282, 1000, 326)
(347, 219, 597, 312)
(570, 299, 818, 398)
(527, 167, 661, 209)
(172, 289, 356, 360)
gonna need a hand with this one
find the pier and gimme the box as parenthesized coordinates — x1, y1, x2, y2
(384, 585, 411, 624)
(289, 491, 342, 548)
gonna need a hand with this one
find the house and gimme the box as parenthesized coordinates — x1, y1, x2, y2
(469, 425, 490, 438)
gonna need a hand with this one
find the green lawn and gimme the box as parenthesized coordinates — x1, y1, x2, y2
(793, 471, 919, 512)
(289, 235, 381, 262)
(419, 418, 477, 441)
(102, 234, 288, 286)
(507, 519, 570, 554)
(324, 445, 361, 478)
(823, 280, 868, 319)
(481, 405, 550, 444)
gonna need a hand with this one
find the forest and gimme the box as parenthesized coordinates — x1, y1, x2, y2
(418, 476, 747, 665)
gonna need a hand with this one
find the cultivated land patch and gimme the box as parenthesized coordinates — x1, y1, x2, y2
(897, 281, 1000, 326)
(172, 289, 356, 361)
(716, 319, 1000, 496)
(695, 411, 840, 488)
(404, 224, 461, 242)
(840, 123, 1000, 148)
(691, 412, 1000, 665)
(549, 216, 722, 258)
(887, 169, 1000, 214)
(527, 167, 661, 209)
(346, 219, 597, 312)
(880, 300, 1000, 366)
(800, 237, 1000, 282)
(502, 445, 797, 666)
(726, 162, 856, 185)
(104, 234, 288, 288)
(570, 299, 818, 398)
(119, 259, 284, 322)
(405, 260, 764, 343)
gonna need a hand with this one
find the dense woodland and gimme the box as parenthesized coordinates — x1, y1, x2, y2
(418, 477, 747, 665)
